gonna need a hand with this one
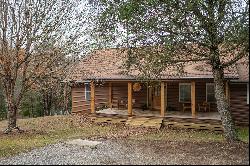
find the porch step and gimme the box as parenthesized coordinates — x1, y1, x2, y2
(126, 117, 163, 129)
(164, 117, 222, 125)
(163, 121, 224, 132)
(90, 116, 127, 124)
(88, 113, 223, 132)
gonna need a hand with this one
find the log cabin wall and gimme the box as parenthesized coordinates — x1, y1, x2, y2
(71, 84, 90, 113)
(71, 81, 218, 113)
(111, 82, 128, 108)
(166, 81, 217, 112)
(111, 82, 147, 109)
(70, 82, 130, 113)
(230, 83, 249, 126)
(166, 82, 179, 111)
(71, 83, 110, 113)
(131, 83, 148, 108)
(95, 83, 109, 108)
(71, 81, 249, 126)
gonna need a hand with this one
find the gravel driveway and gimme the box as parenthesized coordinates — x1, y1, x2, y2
(0, 139, 248, 165)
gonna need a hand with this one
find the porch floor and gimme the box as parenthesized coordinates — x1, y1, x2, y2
(96, 108, 221, 120)
(91, 110, 223, 131)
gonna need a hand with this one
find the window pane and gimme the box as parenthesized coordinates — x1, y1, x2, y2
(207, 84, 216, 102)
(180, 84, 191, 102)
(180, 86, 184, 102)
(207, 93, 215, 102)
(86, 92, 91, 101)
(207, 85, 214, 93)
(85, 83, 91, 101)
(85, 83, 90, 92)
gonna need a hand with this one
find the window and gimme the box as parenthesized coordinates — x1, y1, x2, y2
(206, 83, 216, 102)
(179, 83, 191, 102)
(247, 83, 249, 105)
(85, 83, 91, 101)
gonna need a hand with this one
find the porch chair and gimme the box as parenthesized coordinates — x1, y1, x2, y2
(182, 102, 191, 112)
(198, 101, 210, 112)
(119, 98, 128, 109)
(110, 99, 119, 109)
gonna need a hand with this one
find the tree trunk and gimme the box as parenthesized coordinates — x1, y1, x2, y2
(213, 67, 238, 141)
(42, 90, 53, 116)
(4, 103, 22, 134)
(31, 96, 34, 118)
(48, 89, 52, 116)
(3, 79, 22, 133)
(43, 93, 47, 116)
(8, 105, 17, 128)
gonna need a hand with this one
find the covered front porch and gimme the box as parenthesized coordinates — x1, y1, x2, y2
(89, 80, 229, 121)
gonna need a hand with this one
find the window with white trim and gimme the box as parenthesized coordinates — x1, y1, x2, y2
(206, 83, 216, 102)
(247, 83, 249, 105)
(179, 83, 191, 102)
(85, 83, 91, 101)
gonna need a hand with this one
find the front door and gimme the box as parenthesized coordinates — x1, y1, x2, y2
(152, 86, 161, 110)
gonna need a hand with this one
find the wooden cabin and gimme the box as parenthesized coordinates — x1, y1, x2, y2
(65, 49, 249, 126)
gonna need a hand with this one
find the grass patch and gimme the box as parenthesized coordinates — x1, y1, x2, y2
(237, 127, 249, 143)
(129, 127, 249, 143)
(0, 134, 57, 157)
(0, 126, 116, 158)
(128, 128, 225, 142)
(0, 115, 248, 158)
(0, 115, 116, 158)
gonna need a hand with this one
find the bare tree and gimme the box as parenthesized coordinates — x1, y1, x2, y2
(0, 0, 87, 133)
(33, 51, 75, 116)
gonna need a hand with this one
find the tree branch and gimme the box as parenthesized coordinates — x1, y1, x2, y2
(221, 47, 249, 68)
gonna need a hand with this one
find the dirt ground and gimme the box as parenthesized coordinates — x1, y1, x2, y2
(0, 115, 249, 165)
(0, 139, 248, 165)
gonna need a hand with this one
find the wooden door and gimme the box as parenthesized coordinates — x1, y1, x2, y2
(153, 86, 161, 110)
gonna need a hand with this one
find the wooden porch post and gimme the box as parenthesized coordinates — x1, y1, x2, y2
(146, 82, 149, 108)
(148, 86, 152, 110)
(90, 81, 95, 113)
(128, 82, 133, 116)
(165, 83, 167, 114)
(109, 83, 112, 108)
(191, 81, 196, 118)
(161, 82, 165, 117)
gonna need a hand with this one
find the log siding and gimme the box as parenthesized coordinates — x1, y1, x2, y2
(71, 81, 249, 126)
(230, 83, 249, 126)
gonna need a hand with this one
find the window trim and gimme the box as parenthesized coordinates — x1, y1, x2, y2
(179, 83, 191, 102)
(206, 83, 215, 102)
(84, 83, 91, 101)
